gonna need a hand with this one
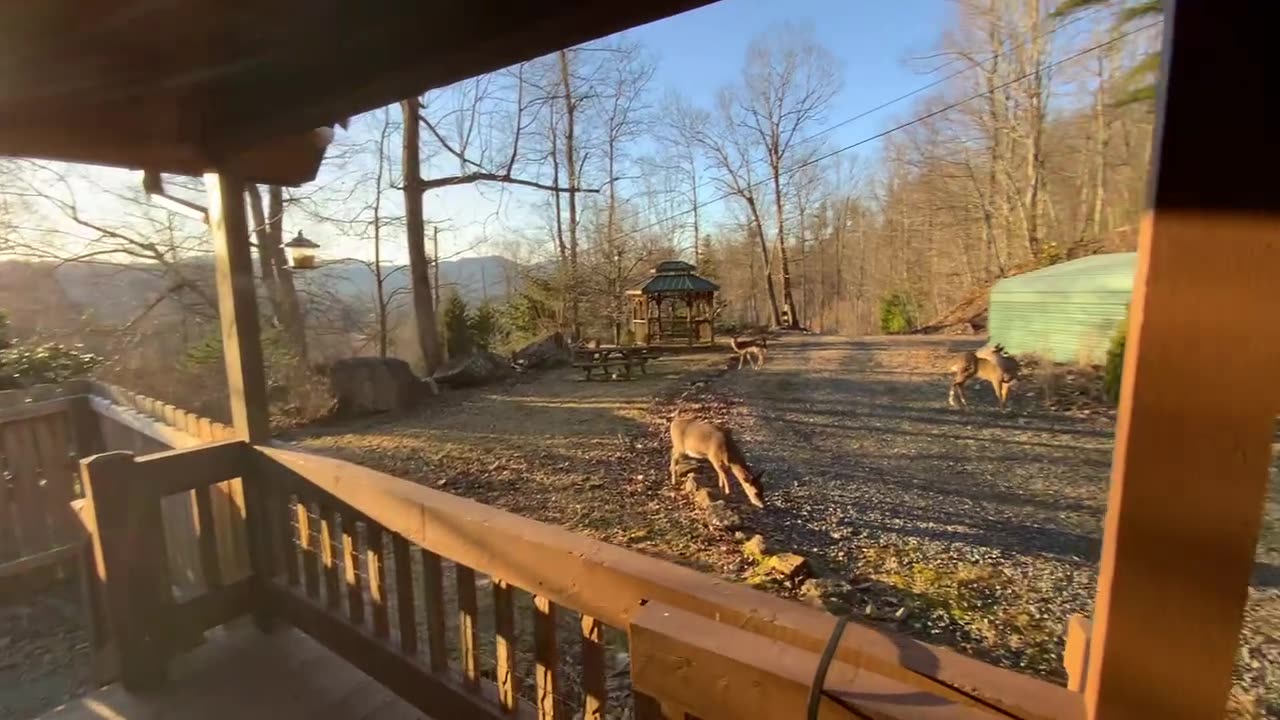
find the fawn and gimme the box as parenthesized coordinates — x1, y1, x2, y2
(949, 343, 1020, 410)
(729, 335, 768, 370)
(669, 416, 766, 508)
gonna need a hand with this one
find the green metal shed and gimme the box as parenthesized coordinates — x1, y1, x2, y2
(987, 252, 1136, 364)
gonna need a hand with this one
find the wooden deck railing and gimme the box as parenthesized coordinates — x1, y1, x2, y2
(58, 381, 1088, 720)
(253, 446, 1084, 720)
(79, 441, 255, 689)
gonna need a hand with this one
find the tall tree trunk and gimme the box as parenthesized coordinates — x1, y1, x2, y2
(373, 121, 389, 358)
(245, 184, 282, 322)
(770, 167, 799, 327)
(559, 50, 581, 339)
(402, 96, 444, 374)
(257, 185, 307, 362)
(746, 194, 783, 326)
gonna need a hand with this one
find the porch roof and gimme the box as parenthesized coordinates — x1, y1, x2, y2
(0, 0, 713, 185)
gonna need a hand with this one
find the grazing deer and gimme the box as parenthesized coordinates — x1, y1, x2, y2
(949, 343, 1020, 410)
(669, 416, 766, 508)
(730, 335, 768, 370)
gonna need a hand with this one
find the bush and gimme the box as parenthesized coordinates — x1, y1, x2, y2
(1104, 319, 1128, 404)
(0, 342, 102, 390)
(442, 293, 472, 359)
(468, 302, 500, 351)
(879, 291, 918, 335)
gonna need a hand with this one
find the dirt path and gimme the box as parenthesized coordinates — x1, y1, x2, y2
(716, 334, 1279, 714)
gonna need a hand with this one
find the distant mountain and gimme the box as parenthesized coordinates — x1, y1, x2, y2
(306, 255, 520, 307)
(43, 254, 520, 324)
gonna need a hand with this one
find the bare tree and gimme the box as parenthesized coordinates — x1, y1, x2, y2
(738, 24, 842, 328)
(697, 88, 783, 326)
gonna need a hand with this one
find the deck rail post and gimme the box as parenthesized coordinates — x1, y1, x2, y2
(206, 170, 277, 633)
(80, 451, 173, 691)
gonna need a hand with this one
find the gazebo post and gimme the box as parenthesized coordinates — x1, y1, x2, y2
(686, 296, 694, 346)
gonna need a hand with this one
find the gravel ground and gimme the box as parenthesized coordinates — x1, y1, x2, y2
(0, 580, 92, 720)
(715, 333, 1280, 717)
(6, 335, 1273, 717)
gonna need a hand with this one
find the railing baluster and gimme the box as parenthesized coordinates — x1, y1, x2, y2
(366, 523, 389, 639)
(581, 614, 606, 720)
(341, 512, 364, 625)
(456, 564, 480, 691)
(534, 595, 560, 720)
(194, 485, 223, 590)
(319, 504, 340, 610)
(295, 500, 319, 599)
(278, 489, 299, 588)
(420, 549, 448, 672)
(392, 535, 417, 655)
(493, 579, 517, 714)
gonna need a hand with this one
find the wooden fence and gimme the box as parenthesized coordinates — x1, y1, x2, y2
(0, 384, 95, 579)
(86, 382, 251, 597)
(1, 380, 249, 600)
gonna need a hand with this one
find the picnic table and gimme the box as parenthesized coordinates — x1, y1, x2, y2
(572, 345, 662, 380)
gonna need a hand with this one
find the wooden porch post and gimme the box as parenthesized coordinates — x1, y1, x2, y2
(1084, 2, 1276, 718)
(205, 171, 276, 629)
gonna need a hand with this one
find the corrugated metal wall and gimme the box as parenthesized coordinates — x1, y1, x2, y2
(988, 253, 1136, 364)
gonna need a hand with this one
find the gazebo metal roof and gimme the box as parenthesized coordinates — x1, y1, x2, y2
(629, 260, 719, 295)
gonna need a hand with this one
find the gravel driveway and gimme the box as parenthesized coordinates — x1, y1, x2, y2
(715, 334, 1279, 715)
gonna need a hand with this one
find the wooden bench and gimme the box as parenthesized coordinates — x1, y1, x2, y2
(572, 356, 650, 380)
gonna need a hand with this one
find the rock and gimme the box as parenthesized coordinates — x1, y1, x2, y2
(511, 332, 570, 370)
(800, 577, 850, 600)
(742, 534, 769, 561)
(704, 501, 743, 531)
(433, 349, 513, 388)
(692, 488, 715, 509)
(328, 356, 425, 415)
(766, 553, 811, 581)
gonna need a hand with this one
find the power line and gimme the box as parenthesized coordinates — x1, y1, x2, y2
(620, 5, 1109, 235)
(616, 19, 1160, 246)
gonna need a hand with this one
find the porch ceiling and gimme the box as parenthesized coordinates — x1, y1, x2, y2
(0, 0, 715, 185)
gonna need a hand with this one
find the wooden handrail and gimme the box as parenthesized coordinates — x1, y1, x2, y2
(132, 440, 247, 497)
(632, 602, 996, 720)
(256, 445, 1082, 720)
(0, 397, 74, 424)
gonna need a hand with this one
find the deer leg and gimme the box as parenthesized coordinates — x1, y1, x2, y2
(949, 380, 968, 408)
(669, 447, 683, 485)
(737, 353, 746, 370)
(729, 463, 765, 508)
(710, 458, 731, 495)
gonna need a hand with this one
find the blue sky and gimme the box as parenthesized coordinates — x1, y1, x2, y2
(25, 0, 959, 267)
(361, 0, 954, 265)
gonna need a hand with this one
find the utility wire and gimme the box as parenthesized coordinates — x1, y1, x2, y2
(616, 6, 1110, 235)
(615, 19, 1161, 245)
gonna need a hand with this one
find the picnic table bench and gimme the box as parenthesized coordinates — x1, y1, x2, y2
(571, 345, 661, 380)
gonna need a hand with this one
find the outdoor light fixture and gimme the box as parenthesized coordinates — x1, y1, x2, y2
(283, 230, 320, 269)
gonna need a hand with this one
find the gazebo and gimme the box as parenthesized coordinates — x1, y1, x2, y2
(626, 260, 719, 345)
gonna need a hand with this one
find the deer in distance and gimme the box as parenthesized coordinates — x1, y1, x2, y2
(669, 416, 766, 508)
(729, 335, 768, 370)
(949, 343, 1020, 410)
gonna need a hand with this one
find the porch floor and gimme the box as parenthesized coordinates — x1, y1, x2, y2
(38, 620, 430, 720)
